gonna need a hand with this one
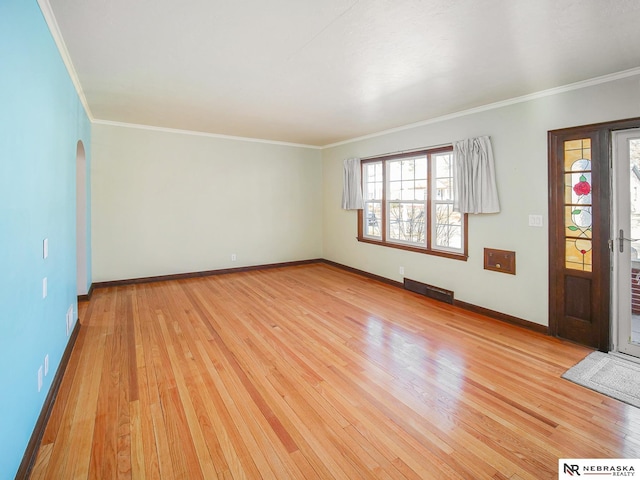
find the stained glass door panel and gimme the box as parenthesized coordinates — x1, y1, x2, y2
(564, 140, 593, 271)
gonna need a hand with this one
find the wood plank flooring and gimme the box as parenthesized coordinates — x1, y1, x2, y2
(29, 264, 640, 479)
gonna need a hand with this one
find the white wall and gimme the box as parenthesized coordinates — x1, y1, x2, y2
(92, 74, 640, 324)
(322, 74, 640, 326)
(92, 124, 323, 282)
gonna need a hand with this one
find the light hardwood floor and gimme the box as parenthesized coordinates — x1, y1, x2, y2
(29, 264, 640, 479)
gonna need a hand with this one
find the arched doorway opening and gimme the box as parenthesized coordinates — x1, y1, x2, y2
(76, 140, 87, 296)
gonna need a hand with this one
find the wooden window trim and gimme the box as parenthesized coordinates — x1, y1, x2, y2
(357, 147, 468, 261)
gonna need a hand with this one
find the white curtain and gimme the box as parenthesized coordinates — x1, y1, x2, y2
(341, 157, 364, 210)
(453, 136, 500, 214)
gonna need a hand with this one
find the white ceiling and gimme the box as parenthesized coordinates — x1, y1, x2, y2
(45, 0, 640, 146)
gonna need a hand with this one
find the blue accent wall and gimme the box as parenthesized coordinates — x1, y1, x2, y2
(0, 0, 91, 477)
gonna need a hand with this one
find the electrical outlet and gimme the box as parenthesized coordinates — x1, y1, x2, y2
(37, 366, 43, 392)
(44, 354, 49, 376)
(231, 253, 237, 261)
(399, 266, 405, 275)
(66, 305, 74, 336)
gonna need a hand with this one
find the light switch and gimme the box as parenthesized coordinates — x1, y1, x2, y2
(528, 215, 543, 227)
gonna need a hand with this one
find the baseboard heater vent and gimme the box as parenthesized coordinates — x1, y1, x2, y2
(403, 278, 454, 305)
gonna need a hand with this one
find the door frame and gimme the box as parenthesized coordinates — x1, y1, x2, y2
(549, 117, 640, 351)
(76, 140, 88, 296)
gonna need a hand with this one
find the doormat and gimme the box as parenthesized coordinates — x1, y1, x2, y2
(562, 351, 640, 409)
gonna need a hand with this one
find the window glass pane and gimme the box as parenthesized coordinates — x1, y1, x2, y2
(364, 181, 381, 201)
(435, 204, 462, 249)
(410, 205, 426, 244)
(434, 153, 454, 203)
(365, 163, 376, 182)
(374, 182, 383, 199)
(389, 180, 401, 200)
(414, 179, 427, 200)
(630, 139, 640, 260)
(436, 154, 452, 178)
(388, 205, 400, 240)
(364, 184, 372, 200)
(364, 202, 382, 238)
(414, 156, 427, 178)
(365, 162, 383, 183)
(436, 224, 462, 249)
(401, 180, 414, 200)
(363, 162, 383, 201)
(388, 202, 426, 244)
(389, 161, 401, 181)
(435, 178, 452, 200)
(448, 226, 462, 249)
(435, 222, 450, 247)
(402, 160, 414, 179)
(436, 203, 450, 216)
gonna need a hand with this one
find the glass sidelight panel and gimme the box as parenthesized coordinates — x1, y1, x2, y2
(628, 139, 640, 345)
(614, 130, 640, 356)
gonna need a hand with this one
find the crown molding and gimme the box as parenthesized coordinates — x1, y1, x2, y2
(322, 67, 640, 149)
(92, 119, 322, 149)
(37, 0, 93, 121)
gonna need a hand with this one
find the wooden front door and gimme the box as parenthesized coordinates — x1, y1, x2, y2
(549, 126, 609, 350)
(549, 118, 640, 351)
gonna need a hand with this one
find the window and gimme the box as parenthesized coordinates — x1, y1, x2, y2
(358, 147, 467, 259)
